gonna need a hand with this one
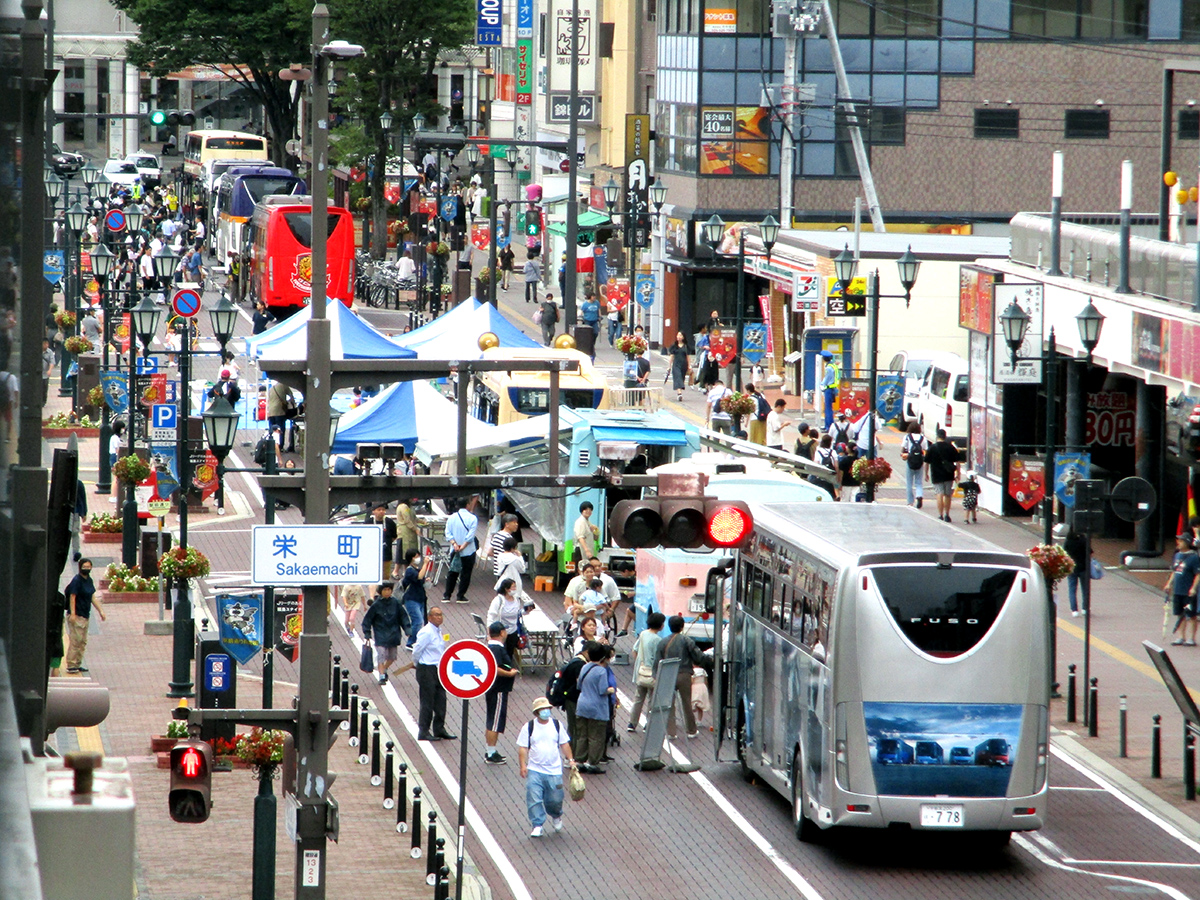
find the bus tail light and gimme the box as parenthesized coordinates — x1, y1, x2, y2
(846, 804, 870, 813)
(944, 407, 952, 428)
(678, 576, 697, 587)
(835, 704, 849, 789)
(1013, 807, 1036, 816)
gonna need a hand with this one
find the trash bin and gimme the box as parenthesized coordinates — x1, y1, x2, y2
(571, 324, 596, 358)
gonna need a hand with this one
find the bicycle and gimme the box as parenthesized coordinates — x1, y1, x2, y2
(420, 536, 453, 588)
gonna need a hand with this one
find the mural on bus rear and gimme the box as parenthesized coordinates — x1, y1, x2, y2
(863, 702, 1022, 797)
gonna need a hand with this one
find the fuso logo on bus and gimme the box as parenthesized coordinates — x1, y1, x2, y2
(290, 253, 331, 295)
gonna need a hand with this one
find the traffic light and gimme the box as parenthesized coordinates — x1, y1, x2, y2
(168, 739, 213, 823)
(525, 205, 541, 238)
(608, 473, 754, 550)
(1072, 479, 1105, 535)
(168, 110, 196, 126)
(149, 109, 167, 127)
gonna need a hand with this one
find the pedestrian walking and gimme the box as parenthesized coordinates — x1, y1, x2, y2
(394, 500, 421, 571)
(359, 582, 411, 685)
(748, 384, 770, 445)
(1063, 528, 1089, 617)
(516, 697, 575, 838)
(926, 428, 960, 522)
(1166, 533, 1200, 646)
(766, 398, 788, 451)
(64, 558, 105, 673)
(484, 621, 520, 764)
(793, 421, 816, 460)
(900, 422, 928, 509)
(523, 253, 541, 304)
(539, 292, 559, 346)
(659, 615, 712, 740)
(959, 472, 980, 523)
(399, 549, 431, 648)
(487, 577, 525, 659)
(627, 611, 665, 732)
(412, 607, 457, 740)
(442, 496, 480, 604)
(668, 332, 689, 402)
(340, 582, 365, 633)
(573, 644, 614, 773)
(498, 243, 515, 290)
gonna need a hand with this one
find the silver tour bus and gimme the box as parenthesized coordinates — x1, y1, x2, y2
(711, 504, 1050, 843)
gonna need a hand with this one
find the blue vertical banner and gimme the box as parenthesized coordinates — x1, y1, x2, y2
(476, 0, 502, 45)
(43, 250, 64, 285)
(516, 0, 533, 36)
(876, 373, 904, 424)
(150, 443, 180, 498)
(1054, 452, 1091, 508)
(100, 371, 129, 414)
(741, 323, 767, 364)
(217, 592, 264, 665)
(635, 273, 655, 309)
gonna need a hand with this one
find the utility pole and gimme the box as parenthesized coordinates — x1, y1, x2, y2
(563, 0, 581, 329)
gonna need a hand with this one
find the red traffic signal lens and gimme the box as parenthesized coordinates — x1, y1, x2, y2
(179, 746, 204, 778)
(707, 504, 753, 547)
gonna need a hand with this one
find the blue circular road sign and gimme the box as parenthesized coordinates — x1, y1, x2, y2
(172, 288, 202, 318)
(105, 208, 127, 233)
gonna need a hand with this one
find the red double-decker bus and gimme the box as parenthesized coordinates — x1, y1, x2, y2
(246, 195, 354, 318)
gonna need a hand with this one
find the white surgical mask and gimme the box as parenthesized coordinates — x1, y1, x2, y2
(536, 709, 551, 721)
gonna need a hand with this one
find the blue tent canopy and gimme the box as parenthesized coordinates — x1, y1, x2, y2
(247, 300, 417, 361)
(331, 381, 418, 453)
(393, 300, 541, 356)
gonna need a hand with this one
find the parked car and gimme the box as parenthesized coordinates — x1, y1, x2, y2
(887, 349, 942, 427)
(949, 746, 973, 765)
(50, 142, 84, 177)
(125, 152, 162, 186)
(913, 352, 969, 444)
(101, 159, 141, 187)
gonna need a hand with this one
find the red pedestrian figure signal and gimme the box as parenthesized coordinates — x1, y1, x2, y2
(168, 740, 214, 823)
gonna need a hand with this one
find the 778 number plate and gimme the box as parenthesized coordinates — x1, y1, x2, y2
(920, 804, 964, 827)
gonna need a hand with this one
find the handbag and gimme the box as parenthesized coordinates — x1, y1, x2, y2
(1090, 558, 1104, 581)
(448, 552, 462, 574)
(516, 614, 529, 650)
(359, 640, 374, 673)
(636, 662, 656, 688)
(533, 307, 543, 325)
(567, 765, 586, 801)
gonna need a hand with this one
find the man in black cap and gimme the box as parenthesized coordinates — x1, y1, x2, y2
(1166, 533, 1200, 646)
(369, 501, 398, 576)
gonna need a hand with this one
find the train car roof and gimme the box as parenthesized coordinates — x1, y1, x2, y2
(751, 502, 1029, 566)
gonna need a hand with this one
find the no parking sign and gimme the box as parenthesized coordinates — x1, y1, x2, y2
(438, 640, 497, 700)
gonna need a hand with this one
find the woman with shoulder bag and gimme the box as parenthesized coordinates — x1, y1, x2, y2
(493, 535, 527, 598)
(487, 578, 524, 658)
(900, 422, 927, 509)
(626, 611, 665, 733)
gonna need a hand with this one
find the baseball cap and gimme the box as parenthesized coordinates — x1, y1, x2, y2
(1177, 533, 1195, 547)
(532, 697, 552, 712)
(820, 350, 833, 359)
(836, 411, 848, 419)
(220, 368, 231, 378)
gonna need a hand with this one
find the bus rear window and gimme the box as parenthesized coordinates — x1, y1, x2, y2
(244, 178, 300, 202)
(282, 213, 344, 248)
(508, 388, 599, 416)
(871, 566, 1016, 656)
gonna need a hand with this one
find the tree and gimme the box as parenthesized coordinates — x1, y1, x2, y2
(331, 0, 474, 257)
(113, 0, 310, 167)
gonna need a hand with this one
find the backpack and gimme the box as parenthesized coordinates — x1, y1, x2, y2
(904, 435, 925, 470)
(523, 717, 561, 744)
(755, 394, 770, 422)
(833, 421, 851, 445)
(546, 656, 584, 707)
(253, 436, 270, 466)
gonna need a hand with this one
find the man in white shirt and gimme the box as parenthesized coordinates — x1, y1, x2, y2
(397, 250, 416, 281)
(516, 696, 575, 837)
(707, 382, 732, 434)
(766, 398, 788, 450)
(411, 607, 456, 741)
(571, 501, 598, 563)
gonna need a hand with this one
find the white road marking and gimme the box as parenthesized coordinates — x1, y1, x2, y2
(1051, 745, 1200, 857)
(1048, 785, 1106, 791)
(1063, 860, 1200, 869)
(1014, 834, 1194, 900)
(227, 448, 265, 507)
(332, 606, 534, 900)
(614, 687, 826, 900)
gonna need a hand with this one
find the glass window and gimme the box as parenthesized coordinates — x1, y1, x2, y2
(870, 108, 906, 144)
(1186, 0, 1200, 39)
(704, 71, 736, 103)
(802, 36, 834, 72)
(871, 74, 906, 106)
(703, 36, 737, 69)
(976, 0, 1009, 37)
(806, 111, 835, 142)
(975, 108, 1019, 139)
(905, 74, 939, 107)
(906, 39, 939, 72)
(1180, 109, 1200, 140)
(832, 0, 870, 34)
(845, 73, 870, 101)
(1065, 108, 1110, 139)
(736, 72, 764, 105)
(942, 0, 976, 37)
(736, 0, 767, 33)
(780, 584, 792, 632)
(872, 565, 1017, 656)
(738, 36, 764, 69)
(772, 35, 785, 69)
(873, 40, 906, 72)
(940, 39, 974, 73)
(840, 39, 871, 72)
(801, 141, 835, 176)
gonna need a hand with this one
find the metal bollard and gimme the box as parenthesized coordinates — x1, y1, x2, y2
(396, 763, 409, 833)
(431, 838, 446, 890)
(383, 741, 395, 809)
(1088, 678, 1099, 738)
(341, 670, 350, 710)
(1119, 695, 1127, 758)
(1187, 729, 1196, 802)
(436, 866, 450, 900)
(370, 720, 382, 785)
(1152, 715, 1162, 779)
(348, 685, 359, 740)
(358, 701, 370, 764)
(1066, 664, 1077, 723)
(331, 655, 340, 696)
(426, 810, 438, 879)
(411, 786, 423, 857)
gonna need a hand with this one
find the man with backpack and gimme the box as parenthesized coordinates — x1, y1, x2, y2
(516, 697, 576, 838)
(927, 428, 961, 522)
(546, 642, 590, 751)
(900, 422, 928, 508)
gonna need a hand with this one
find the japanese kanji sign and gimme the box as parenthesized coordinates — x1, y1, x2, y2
(250, 525, 384, 585)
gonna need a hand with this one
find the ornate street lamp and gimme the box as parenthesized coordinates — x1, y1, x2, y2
(208, 295, 239, 353)
(832, 244, 857, 292)
(896, 245, 920, 304)
(702, 214, 725, 249)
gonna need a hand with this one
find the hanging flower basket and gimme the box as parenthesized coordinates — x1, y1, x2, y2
(54, 310, 77, 329)
(615, 334, 648, 358)
(87, 512, 123, 534)
(158, 546, 211, 581)
(112, 454, 151, 484)
(63, 335, 93, 354)
(235, 727, 286, 779)
(721, 392, 758, 418)
(434, 241, 451, 258)
(439, 283, 452, 296)
(87, 385, 105, 407)
(476, 267, 492, 285)
(1028, 543, 1074, 589)
(851, 457, 892, 485)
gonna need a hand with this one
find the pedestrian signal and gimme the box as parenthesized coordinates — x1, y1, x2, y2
(168, 739, 213, 823)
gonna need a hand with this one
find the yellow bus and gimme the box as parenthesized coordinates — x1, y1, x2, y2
(182, 130, 268, 179)
(471, 347, 611, 425)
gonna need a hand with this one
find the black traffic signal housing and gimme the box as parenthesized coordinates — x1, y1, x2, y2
(609, 476, 754, 550)
(1072, 478, 1105, 535)
(525, 205, 541, 238)
(167, 110, 196, 127)
(168, 739, 213, 823)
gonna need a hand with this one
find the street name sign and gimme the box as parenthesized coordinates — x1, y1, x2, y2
(250, 524, 383, 585)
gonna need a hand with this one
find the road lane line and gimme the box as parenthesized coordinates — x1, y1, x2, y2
(332, 607, 533, 900)
(1014, 833, 1193, 900)
(615, 687, 826, 900)
(1063, 860, 1200, 868)
(1056, 618, 1200, 705)
(1051, 745, 1200, 857)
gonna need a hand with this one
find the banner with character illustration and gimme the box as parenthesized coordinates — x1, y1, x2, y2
(1007, 455, 1045, 510)
(217, 592, 264, 665)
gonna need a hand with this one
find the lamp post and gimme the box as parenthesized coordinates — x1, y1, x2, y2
(465, 142, 503, 308)
(1000, 296, 1105, 696)
(122, 295, 162, 567)
(702, 214, 780, 391)
(601, 177, 624, 332)
(649, 182, 668, 338)
(832, 244, 920, 502)
(206, 295, 240, 513)
(90, 243, 116, 495)
(61, 201, 88, 401)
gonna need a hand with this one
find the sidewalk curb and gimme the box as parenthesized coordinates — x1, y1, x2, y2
(1051, 730, 1200, 842)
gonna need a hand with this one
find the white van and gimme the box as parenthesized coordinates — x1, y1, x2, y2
(913, 352, 969, 443)
(887, 349, 940, 426)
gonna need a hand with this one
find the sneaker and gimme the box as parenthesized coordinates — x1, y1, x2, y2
(1172, 639, 1186, 645)
(626, 724, 636, 733)
(686, 731, 699, 739)
(945, 515, 952, 523)
(378, 673, 388, 685)
(75, 666, 88, 673)
(456, 598, 470, 604)
(485, 752, 507, 765)
(916, 498, 923, 509)
(530, 826, 544, 838)
(616, 629, 628, 637)
(1187, 640, 1197, 647)
(66, 667, 81, 673)
(551, 816, 563, 832)
(1071, 610, 1080, 617)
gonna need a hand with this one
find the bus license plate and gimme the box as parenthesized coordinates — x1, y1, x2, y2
(920, 804, 964, 827)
